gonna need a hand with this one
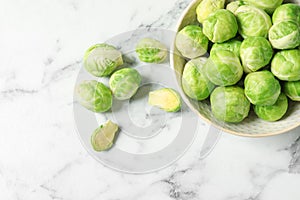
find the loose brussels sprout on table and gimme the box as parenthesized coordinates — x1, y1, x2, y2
(175, 25, 209, 59)
(203, 9, 238, 43)
(271, 49, 300, 81)
(196, 0, 225, 23)
(235, 5, 272, 38)
(268, 20, 300, 50)
(210, 86, 250, 123)
(91, 120, 119, 152)
(210, 39, 242, 57)
(109, 68, 141, 100)
(240, 36, 273, 73)
(243, 0, 283, 14)
(254, 93, 288, 122)
(136, 38, 167, 63)
(204, 50, 243, 86)
(84, 44, 123, 77)
(148, 88, 181, 112)
(284, 81, 300, 101)
(76, 80, 113, 113)
(244, 71, 281, 106)
(272, 3, 300, 24)
(182, 57, 215, 100)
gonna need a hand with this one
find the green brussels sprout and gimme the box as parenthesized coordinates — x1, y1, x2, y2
(268, 20, 300, 50)
(244, 71, 281, 105)
(91, 120, 119, 151)
(109, 68, 141, 100)
(83, 44, 123, 77)
(240, 36, 273, 73)
(235, 5, 272, 38)
(135, 38, 167, 63)
(271, 49, 300, 81)
(226, 1, 245, 13)
(243, 0, 283, 14)
(182, 57, 215, 100)
(204, 50, 243, 86)
(284, 81, 300, 101)
(210, 86, 250, 123)
(254, 93, 288, 121)
(272, 3, 300, 24)
(75, 80, 113, 113)
(148, 88, 181, 112)
(196, 0, 225, 23)
(175, 25, 209, 59)
(203, 9, 238, 43)
(210, 39, 242, 57)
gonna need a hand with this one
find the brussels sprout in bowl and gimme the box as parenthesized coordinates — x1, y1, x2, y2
(171, 0, 300, 137)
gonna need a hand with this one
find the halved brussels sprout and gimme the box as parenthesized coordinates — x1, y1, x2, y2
(182, 57, 215, 100)
(226, 1, 245, 13)
(91, 120, 119, 151)
(284, 81, 300, 101)
(268, 20, 300, 50)
(210, 39, 242, 57)
(175, 25, 209, 59)
(244, 71, 281, 105)
(196, 0, 225, 23)
(84, 44, 123, 77)
(235, 5, 272, 38)
(148, 88, 181, 112)
(272, 3, 300, 24)
(75, 80, 113, 113)
(271, 49, 300, 81)
(210, 86, 250, 123)
(204, 50, 243, 86)
(109, 68, 141, 100)
(203, 9, 238, 43)
(136, 38, 167, 63)
(254, 93, 288, 122)
(240, 36, 273, 73)
(243, 0, 283, 14)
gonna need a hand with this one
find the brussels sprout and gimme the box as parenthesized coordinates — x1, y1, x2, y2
(284, 81, 300, 101)
(240, 36, 273, 73)
(135, 38, 167, 63)
(109, 68, 141, 100)
(271, 49, 300, 81)
(175, 25, 209, 59)
(244, 71, 281, 105)
(182, 57, 215, 100)
(235, 5, 272, 38)
(272, 3, 300, 24)
(84, 44, 123, 77)
(210, 39, 242, 57)
(203, 9, 238, 43)
(204, 50, 243, 86)
(210, 86, 250, 123)
(268, 20, 300, 50)
(226, 1, 245, 13)
(148, 88, 181, 112)
(75, 80, 112, 113)
(254, 93, 288, 121)
(243, 0, 283, 14)
(196, 0, 225, 23)
(91, 120, 119, 151)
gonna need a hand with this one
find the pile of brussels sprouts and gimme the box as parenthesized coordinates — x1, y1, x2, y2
(76, 38, 181, 151)
(176, 0, 300, 123)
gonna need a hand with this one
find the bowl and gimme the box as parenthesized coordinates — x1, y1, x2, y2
(170, 0, 300, 137)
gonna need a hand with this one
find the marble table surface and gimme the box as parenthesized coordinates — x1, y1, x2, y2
(1, 0, 300, 199)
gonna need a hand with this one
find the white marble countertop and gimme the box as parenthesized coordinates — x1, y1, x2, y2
(1, 0, 300, 199)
